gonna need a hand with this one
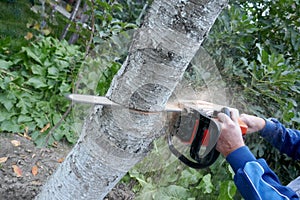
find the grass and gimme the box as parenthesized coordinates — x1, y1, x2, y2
(0, 0, 36, 39)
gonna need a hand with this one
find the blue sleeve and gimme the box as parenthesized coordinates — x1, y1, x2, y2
(227, 146, 299, 200)
(260, 118, 300, 160)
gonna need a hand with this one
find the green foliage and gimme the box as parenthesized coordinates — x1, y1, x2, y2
(203, 0, 300, 185)
(122, 138, 237, 199)
(96, 61, 121, 95)
(241, 43, 299, 125)
(52, 0, 149, 45)
(0, 36, 85, 146)
(204, 0, 300, 123)
(75, 30, 133, 96)
(91, 0, 148, 42)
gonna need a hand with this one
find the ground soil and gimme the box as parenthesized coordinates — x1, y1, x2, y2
(0, 133, 135, 200)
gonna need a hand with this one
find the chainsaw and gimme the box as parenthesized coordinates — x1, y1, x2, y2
(66, 94, 247, 169)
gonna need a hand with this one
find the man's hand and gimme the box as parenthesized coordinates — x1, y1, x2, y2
(216, 109, 245, 157)
(239, 114, 266, 134)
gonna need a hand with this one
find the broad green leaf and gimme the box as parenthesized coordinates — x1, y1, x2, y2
(52, 113, 61, 125)
(43, 58, 53, 68)
(197, 174, 213, 194)
(22, 47, 42, 64)
(64, 128, 78, 144)
(154, 185, 190, 200)
(26, 77, 48, 88)
(129, 169, 149, 188)
(0, 59, 13, 69)
(178, 168, 203, 188)
(135, 184, 157, 200)
(17, 115, 32, 123)
(31, 64, 46, 75)
(53, 129, 65, 141)
(1, 119, 22, 133)
(31, 131, 49, 147)
(57, 60, 69, 70)
(59, 82, 71, 93)
(217, 180, 236, 200)
(48, 66, 59, 77)
(0, 96, 14, 111)
(33, 117, 49, 129)
(0, 109, 16, 122)
(16, 98, 32, 114)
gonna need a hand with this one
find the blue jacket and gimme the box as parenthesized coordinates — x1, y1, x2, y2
(227, 118, 300, 199)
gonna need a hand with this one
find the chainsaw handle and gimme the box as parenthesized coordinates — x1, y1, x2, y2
(219, 108, 248, 135)
(238, 119, 248, 135)
(221, 107, 230, 116)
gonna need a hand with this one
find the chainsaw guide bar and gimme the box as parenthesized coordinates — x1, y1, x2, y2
(67, 94, 224, 113)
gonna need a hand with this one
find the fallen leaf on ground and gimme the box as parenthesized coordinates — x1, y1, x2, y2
(40, 123, 51, 133)
(0, 157, 8, 163)
(12, 165, 22, 177)
(11, 140, 21, 147)
(52, 141, 58, 148)
(32, 165, 38, 176)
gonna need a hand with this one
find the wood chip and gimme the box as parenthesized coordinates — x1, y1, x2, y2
(0, 157, 8, 163)
(11, 140, 21, 147)
(12, 165, 22, 177)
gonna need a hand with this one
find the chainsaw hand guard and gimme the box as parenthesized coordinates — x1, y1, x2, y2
(168, 107, 230, 169)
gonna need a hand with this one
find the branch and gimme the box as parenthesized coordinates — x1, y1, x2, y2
(60, 0, 82, 41)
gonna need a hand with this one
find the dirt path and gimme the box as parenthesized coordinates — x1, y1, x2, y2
(0, 133, 134, 200)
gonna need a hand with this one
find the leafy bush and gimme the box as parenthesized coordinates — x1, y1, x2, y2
(0, 36, 84, 146)
(204, 0, 300, 123)
(203, 0, 300, 185)
(123, 138, 237, 200)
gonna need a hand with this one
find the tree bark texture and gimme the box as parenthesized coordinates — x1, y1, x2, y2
(36, 0, 228, 199)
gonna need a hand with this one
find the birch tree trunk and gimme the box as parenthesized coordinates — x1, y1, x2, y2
(36, 0, 228, 199)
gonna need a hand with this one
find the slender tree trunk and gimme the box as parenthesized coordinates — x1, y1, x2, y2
(60, 0, 82, 41)
(68, 2, 90, 44)
(36, 0, 228, 199)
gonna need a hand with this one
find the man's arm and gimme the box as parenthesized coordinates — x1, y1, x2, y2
(226, 146, 299, 200)
(259, 118, 300, 160)
(239, 114, 300, 160)
(216, 111, 299, 199)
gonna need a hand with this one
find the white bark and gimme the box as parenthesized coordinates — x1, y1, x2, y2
(36, 0, 228, 199)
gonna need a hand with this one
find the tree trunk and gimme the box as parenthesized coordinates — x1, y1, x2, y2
(36, 0, 228, 199)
